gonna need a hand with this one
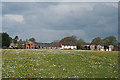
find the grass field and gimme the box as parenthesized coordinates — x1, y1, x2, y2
(0, 49, 2, 79)
(1, 49, 119, 78)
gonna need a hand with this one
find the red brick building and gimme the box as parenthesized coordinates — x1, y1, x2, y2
(25, 40, 38, 49)
(18, 40, 38, 49)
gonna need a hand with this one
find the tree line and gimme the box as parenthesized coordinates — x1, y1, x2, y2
(60, 35, 119, 50)
(0, 32, 119, 51)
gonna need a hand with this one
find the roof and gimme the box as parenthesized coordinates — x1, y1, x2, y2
(38, 42, 61, 47)
(18, 40, 38, 45)
(18, 41, 26, 44)
(61, 42, 76, 46)
(38, 43, 50, 47)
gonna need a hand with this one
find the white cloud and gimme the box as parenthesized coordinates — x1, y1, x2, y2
(104, 3, 118, 8)
(3, 14, 24, 23)
(2, 2, 118, 42)
(20, 29, 87, 43)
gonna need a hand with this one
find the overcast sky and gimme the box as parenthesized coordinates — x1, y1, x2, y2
(2, 0, 119, 2)
(2, 2, 118, 43)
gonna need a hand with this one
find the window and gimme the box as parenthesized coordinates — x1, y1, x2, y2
(31, 47, 33, 49)
(27, 47, 29, 49)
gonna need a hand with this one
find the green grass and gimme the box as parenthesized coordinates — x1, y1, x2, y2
(1, 49, 119, 78)
(0, 49, 2, 79)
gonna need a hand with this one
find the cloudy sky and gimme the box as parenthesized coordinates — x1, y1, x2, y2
(2, 2, 118, 43)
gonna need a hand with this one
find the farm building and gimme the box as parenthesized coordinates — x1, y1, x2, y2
(18, 41, 26, 49)
(38, 42, 62, 49)
(90, 45, 95, 50)
(37, 42, 77, 50)
(9, 40, 114, 51)
(9, 41, 18, 48)
(10, 40, 38, 49)
(25, 40, 38, 49)
(60, 42, 77, 50)
(83, 45, 114, 51)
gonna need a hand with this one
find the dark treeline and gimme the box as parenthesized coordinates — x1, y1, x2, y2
(0, 32, 119, 51)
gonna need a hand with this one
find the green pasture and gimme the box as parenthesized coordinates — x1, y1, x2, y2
(1, 49, 119, 78)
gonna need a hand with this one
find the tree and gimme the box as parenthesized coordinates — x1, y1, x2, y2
(9, 37, 13, 43)
(13, 36, 19, 44)
(2, 32, 11, 48)
(15, 36, 19, 40)
(0, 33, 2, 48)
(19, 39, 22, 42)
(78, 39, 86, 45)
(29, 37, 36, 42)
(60, 36, 77, 43)
(76, 38, 87, 49)
(91, 37, 103, 45)
(51, 40, 59, 44)
(103, 36, 117, 46)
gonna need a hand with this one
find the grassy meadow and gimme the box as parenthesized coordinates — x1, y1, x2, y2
(1, 49, 119, 78)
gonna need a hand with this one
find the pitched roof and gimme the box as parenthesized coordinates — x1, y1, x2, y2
(61, 42, 76, 46)
(18, 41, 26, 44)
(38, 42, 61, 47)
(18, 40, 38, 45)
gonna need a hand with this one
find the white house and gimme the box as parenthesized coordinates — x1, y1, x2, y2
(97, 45, 104, 51)
(60, 42, 77, 50)
(109, 45, 114, 51)
(101, 46, 104, 51)
(90, 45, 95, 50)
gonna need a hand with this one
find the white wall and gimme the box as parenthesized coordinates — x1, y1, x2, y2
(61, 45, 77, 49)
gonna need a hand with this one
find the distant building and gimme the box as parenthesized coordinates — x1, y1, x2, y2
(82, 45, 90, 50)
(18, 41, 26, 49)
(109, 45, 114, 51)
(101, 46, 104, 51)
(83, 44, 114, 51)
(17, 40, 38, 49)
(90, 45, 95, 50)
(9, 40, 114, 51)
(25, 40, 38, 49)
(60, 42, 77, 50)
(9, 41, 18, 48)
(38, 42, 61, 49)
